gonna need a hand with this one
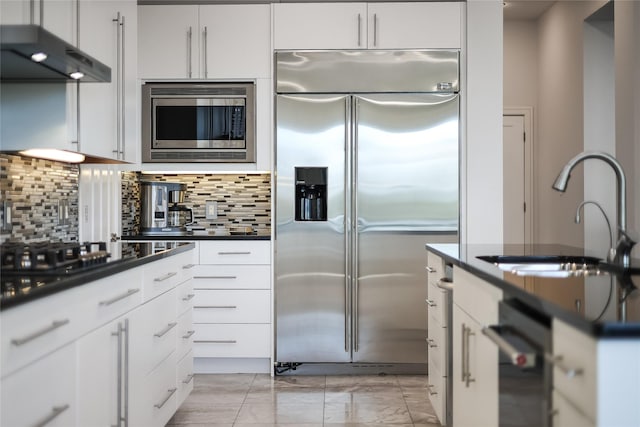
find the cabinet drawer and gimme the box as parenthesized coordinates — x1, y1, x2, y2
(193, 290, 270, 324)
(132, 351, 178, 427)
(1, 290, 83, 377)
(176, 350, 194, 408)
(143, 251, 194, 301)
(192, 264, 270, 289)
(177, 309, 194, 360)
(453, 267, 503, 325)
(427, 321, 445, 372)
(427, 282, 446, 323)
(552, 389, 595, 427)
(426, 361, 446, 424)
(130, 288, 177, 376)
(552, 319, 596, 420)
(198, 241, 270, 265)
(1, 343, 76, 427)
(176, 278, 195, 315)
(193, 324, 270, 357)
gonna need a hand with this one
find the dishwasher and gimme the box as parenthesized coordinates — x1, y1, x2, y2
(483, 299, 552, 427)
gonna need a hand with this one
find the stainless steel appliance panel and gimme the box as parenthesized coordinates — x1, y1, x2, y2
(276, 50, 459, 94)
(275, 94, 351, 362)
(353, 94, 459, 362)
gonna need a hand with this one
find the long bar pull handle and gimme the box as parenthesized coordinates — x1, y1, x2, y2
(123, 319, 129, 427)
(154, 388, 177, 409)
(217, 251, 251, 255)
(182, 330, 195, 339)
(352, 97, 360, 353)
(357, 13, 362, 47)
(460, 323, 466, 382)
(203, 26, 208, 78)
(182, 374, 195, 384)
(99, 288, 140, 306)
(32, 404, 70, 427)
(464, 325, 476, 387)
(373, 13, 378, 47)
(194, 305, 237, 309)
(482, 326, 535, 367)
(194, 340, 237, 344)
(112, 12, 122, 158)
(154, 322, 178, 338)
(436, 279, 454, 291)
(120, 14, 126, 158)
(154, 272, 177, 282)
(544, 353, 584, 378)
(182, 294, 195, 302)
(111, 323, 123, 427)
(344, 96, 352, 354)
(11, 319, 70, 346)
(193, 276, 237, 280)
(187, 26, 192, 78)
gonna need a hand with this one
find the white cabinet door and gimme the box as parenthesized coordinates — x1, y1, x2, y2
(199, 4, 270, 79)
(79, 0, 137, 162)
(452, 304, 499, 427)
(367, 2, 462, 49)
(273, 3, 367, 50)
(76, 317, 123, 427)
(1, 343, 76, 427)
(137, 5, 199, 79)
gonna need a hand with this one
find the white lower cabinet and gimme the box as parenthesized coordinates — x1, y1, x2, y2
(1, 343, 76, 427)
(452, 267, 502, 427)
(192, 240, 272, 373)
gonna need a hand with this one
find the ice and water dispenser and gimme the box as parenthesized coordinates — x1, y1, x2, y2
(295, 167, 327, 221)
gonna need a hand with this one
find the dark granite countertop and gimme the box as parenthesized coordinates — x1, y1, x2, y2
(121, 234, 271, 241)
(426, 243, 640, 338)
(0, 242, 196, 311)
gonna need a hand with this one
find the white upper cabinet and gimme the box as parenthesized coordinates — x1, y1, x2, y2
(0, 0, 76, 45)
(273, 2, 461, 50)
(78, 0, 138, 163)
(273, 3, 367, 50)
(138, 4, 270, 80)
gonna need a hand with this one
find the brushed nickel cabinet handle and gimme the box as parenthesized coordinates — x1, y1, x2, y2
(217, 251, 251, 255)
(182, 374, 195, 384)
(99, 288, 140, 306)
(193, 276, 237, 280)
(427, 338, 438, 348)
(544, 353, 584, 378)
(187, 26, 192, 78)
(426, 299, 437, 307)
(182, 264, 195, 269)
(154, 388, 177, 409)
(32, 404, 70, 427)
(203, 26, 208, 78)
(182, 293, 195, 301)
(154, 272, 177, 282)
(182, 330, 195, 339)
(194, 305, 237, 309)
(426, 266, 437, 273)
(427, 384, 438, 396)
(154, 322, 178, 338)
(357, 13, 362, 46)
(11, 319, 70, 346)
(194, 340, 237, 344)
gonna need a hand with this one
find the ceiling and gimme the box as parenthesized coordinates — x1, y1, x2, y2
(503, 0, 555, 20)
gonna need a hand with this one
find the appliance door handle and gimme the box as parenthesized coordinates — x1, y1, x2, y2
(482, 325, 536, 368)
(351, 96, 360, 353)
(344, 96, 352, 354)
(187, 26, 192, 78)
(436, 278, 454, 291)
(544, 353, 584, 378)
(11, 319, 70, 346)
(32, 404, 70, 427)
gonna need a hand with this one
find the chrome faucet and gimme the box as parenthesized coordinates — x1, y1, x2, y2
(552, 151, 635, 268)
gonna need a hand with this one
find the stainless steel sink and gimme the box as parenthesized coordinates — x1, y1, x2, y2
(477, 255, 604, 278)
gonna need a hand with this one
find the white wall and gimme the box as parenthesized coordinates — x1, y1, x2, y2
(463, 0, 503, 245)
(503, 21, 538, 110)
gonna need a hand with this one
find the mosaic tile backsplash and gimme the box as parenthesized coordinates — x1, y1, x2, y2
(122, 172, 271, 236)
(0, 154, 79, 244)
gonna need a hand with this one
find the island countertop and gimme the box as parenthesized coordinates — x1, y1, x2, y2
(426, 243, 640, 337)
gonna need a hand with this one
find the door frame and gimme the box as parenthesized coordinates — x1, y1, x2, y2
(503, 107, 534, 249)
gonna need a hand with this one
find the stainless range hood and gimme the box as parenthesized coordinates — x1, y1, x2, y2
(1, 25, 111, 83)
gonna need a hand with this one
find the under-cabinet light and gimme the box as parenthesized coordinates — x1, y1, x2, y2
(19, 149, 86, 163)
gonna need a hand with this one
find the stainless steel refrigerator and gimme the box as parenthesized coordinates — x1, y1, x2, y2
(275, 50, 459, 374)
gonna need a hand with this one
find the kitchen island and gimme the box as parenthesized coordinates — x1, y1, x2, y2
(1, 241, 196, 427)
(426, 243, 640, 427)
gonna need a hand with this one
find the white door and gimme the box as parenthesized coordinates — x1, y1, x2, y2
(503, 114, 526, 246)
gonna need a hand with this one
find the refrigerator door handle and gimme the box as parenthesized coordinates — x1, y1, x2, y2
(344, 95, 352, 354)
(352, 96, 360, 353)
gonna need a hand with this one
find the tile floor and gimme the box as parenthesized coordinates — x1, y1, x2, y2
(167, 374, 440, 427)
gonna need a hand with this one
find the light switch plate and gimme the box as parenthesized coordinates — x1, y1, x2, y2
(205, 201, 218, 219)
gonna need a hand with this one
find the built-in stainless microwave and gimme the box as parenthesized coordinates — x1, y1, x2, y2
(141, 82, 255, 163)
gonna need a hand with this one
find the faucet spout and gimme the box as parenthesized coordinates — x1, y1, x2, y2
(552, 151, 631, 267)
